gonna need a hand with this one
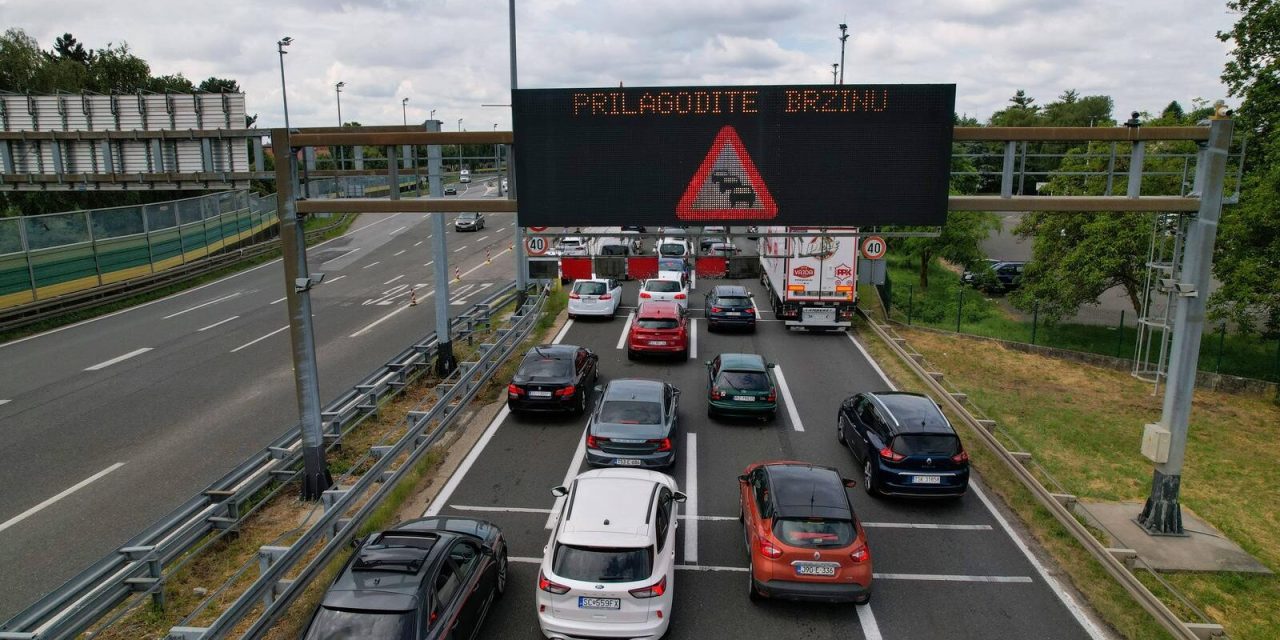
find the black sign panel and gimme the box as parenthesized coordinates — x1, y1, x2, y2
(512, 84, 955, 227)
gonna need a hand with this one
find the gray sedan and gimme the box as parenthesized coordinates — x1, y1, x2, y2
(584, 379, 680, 469)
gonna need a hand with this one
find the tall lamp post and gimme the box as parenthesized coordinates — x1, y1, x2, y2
(334, 81, 345, 172)
(838, 23, 849, 84)
(402, 97, 409, 126)
(831, 63, 838, 84)
(457, 118, 464, 173)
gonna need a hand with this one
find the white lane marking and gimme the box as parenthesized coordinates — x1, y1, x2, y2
(507, 556, 746, 574)
(390, 225, 408, 235)
(847, 333, 898, 391)
(322, 247, 360, 264)
(873, 573, 1033, 583)
(270, 296, 287, 305)
(230, 325, 288, 353)
(547, 424, 589, 531)
(552, 319, 575, 344)
(414, 241, 424, 247)
(863, 522, 993, 530)
(684, 432, 699, 564)
(0, 463, 126, 534)
(384, 275, 405, 285)
(84, 348, 153, 371)
(0, 399, 10, 406)
(424, 261, 434, 267)
(616, 311, 635, 349)
(478, 235, 490, 242)
(451, 282, 493, 306)
(362, 261, 381, 269)
(451, 504, 551, 515)
(197, 316, 240, 332)
(162, 292, 241, 319)
(444, 505, 992, 530)
(326, 275, 347, 284)
(425, 406, 511, 517)
(447, 284, 476, 304)
(772, 366, 805, 432)
(394, 250, 407, 257)
(454, 245, 468, 253)
(350, 304, 412, 338)
(859, 601, 884, 640)
(459, 247, 511, 278)
(689, 318, 698, 359)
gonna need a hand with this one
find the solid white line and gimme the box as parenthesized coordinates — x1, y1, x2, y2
(508, 556, 749, 574)
(0, 399, 10, 406)
(616, 311, 635, 349)
(873, 572, 1034, 583)
(350, 304, 411, 338)
(162, 292, 241, 319)
(451, 504, 551, 515)
(384, 275, 405, 285)
(394, 250, 407, 257)
(859, 601, 884, 640)
(689, 318, 698, 359)
(362, 261, 381, 269)
(863, 522, 993, 531)
(270, 296, 287, 305)
(684, 432, 698, 564)
(451, 282, 492, 306)
(772, 366, 805, 431)
(84, 348, 152, 371)
(230, 325, 288, 353)
(847, 333, 898, 391)
(390, 225, 408, 235)
(425, 406, 511, 517)
(197, 316, 240, 332)
(326, 275, 347, 284)
(454, 245, 468, 253)
(552, 319, 575, 344)
(323, 247, 360, 264)
(0, 463, 125, 534)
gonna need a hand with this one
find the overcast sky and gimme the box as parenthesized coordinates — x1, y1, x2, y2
(3, 0, 1237, 130)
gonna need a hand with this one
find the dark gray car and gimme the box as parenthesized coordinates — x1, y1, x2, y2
(585, 379, 680, 469)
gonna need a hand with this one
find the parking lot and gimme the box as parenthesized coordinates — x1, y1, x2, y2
(424, 275, 1104, 639)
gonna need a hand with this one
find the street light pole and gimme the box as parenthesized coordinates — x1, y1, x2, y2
(509, 0, 529, 302)
(277, 38, 293, 131)
(838, 23, 849, 84)
(831, 63, 838, 84)
(402, 97, 409, 126)
(457, 118, 463, 173)
(334, 81, 345, 172)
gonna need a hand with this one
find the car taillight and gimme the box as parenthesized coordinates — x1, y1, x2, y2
(538, 570, 570, 595)
(766, 389, 776, 402)
(640, 292, 652, 299)
(600, 293, 612, 300)
(569, 292, 581, 299)
(850, 544, 870, 563)
(554, 385, 576, 397)
(507, 384, 524, 396)
(650, 437, 672, 452)
(586, 434, 599, 448)
(759, 540, 783, 559)
(711, 306, 723, 313)
(952, 449, 970, 464)
(711, 386, 724, 399)
(674, 293, 687, 299)
(878, 447, 906, 463)
(629, 575, 667, 598)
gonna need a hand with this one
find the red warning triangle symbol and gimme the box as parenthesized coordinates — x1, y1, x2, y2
(676, 125, 778, 222)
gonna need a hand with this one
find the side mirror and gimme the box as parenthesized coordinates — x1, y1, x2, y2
(672, 491, 688, 503)
(842, 477, 858, 488)
(704, 360, 712, 367)
(767, 362, 776, 369)
(737, 474, 749, 483)
(594, 385, 603, 392)
(551, 486, 569, 498)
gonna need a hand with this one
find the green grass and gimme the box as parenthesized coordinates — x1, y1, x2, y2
(881, 255, 1280, 382)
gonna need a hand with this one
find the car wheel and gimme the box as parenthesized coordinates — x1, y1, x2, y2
(854, 591, 871, 606)
(747, 548, 762, 601)
(627, 349, 637, 361)
(837, 421, 847, 445)
(677, 349, 688, 360)
(863, 460, 879, 497)
(574, 390, 588, 415)
(707, 405, 715, 419)
(495, 548, 508, 597)
(762, 411, 775, 423)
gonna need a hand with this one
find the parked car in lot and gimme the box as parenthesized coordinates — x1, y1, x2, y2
(508, 345, 599, 415)
(706, 353, 776, 420)
(585, 379, 680, 469)
(454, 212, 485, 231)
(961, 259, 1026, 293)
(568, 278, 621, 319)
(837, 391, 970, 497)
(303, 517, 508, 640)
(705, 285, 757, 332)
(738, 462, 872, 604)
(539, 469, 685, 640)
(627, 301, 689, 360)
(638, 277, 689, 310)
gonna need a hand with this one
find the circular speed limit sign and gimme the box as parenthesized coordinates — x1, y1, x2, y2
(528, 226, 548, 232)
(525, 236, 550, 256)
(861, 235, 888, 260)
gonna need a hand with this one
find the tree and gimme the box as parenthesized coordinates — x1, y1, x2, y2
(87, 42, 151, 94)
(51, 32, 91, 64)
(1011, 212, 1151, 319)
(147, 73, 195, 93)
(899, 212, 999, 290)
(0, 28, 48, 91)
(198, 76, 241, 93)
(989, 90, 1042, 127)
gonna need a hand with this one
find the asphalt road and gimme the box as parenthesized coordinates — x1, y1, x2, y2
(0, 178, 514, 619)
(423, 274, 1107, 639)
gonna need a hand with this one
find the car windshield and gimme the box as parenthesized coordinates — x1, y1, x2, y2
(891, 434, 961, 456)
(636, 318, 678, 330)
(712, 296, 751, 308)
(658, 258, 685, 271)
(553, 544, 653, 583)
(773, 518, 856, 548)
(303, 608, 414, 640)
(458, 213, 477, 220)
(658, 243, 686, 256)
(574, 281, 607, 295)
(598, 400, 662, 424)
(646, 280, 681, 293)
(518, 354, 572, 378)
(718, 371, 769, 391)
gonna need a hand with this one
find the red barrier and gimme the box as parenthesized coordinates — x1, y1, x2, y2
(627, 256, 659, 280)
(559, 257, 594, 281)
(695, 256, 727, 278)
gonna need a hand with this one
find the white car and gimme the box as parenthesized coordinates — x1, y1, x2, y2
(656, 237, 690, 259)
(639, 277, 689, 310)
(538, 469, 685, 640)
(554, 236, 590, 257)
(568, 278, 622, 319)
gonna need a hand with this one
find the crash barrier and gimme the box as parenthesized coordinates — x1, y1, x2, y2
(725, 255, 760, 279)
(0, 283, 524, 640)
(694, 256, 727, 278)
(861, 312, 1227, 640)
(591, 256, 627, 280)
(559, 256, 593, 281)
(551, 254, 760, 282)
(626, 256, 658, 280)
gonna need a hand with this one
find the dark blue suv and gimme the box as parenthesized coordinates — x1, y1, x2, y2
(836, 392, 970, 497)
(704, 285, 757, 332)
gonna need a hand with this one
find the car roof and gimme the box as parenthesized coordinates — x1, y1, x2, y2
(711, 285, 750, 297)
(868, 392, 955, 435)
(526, 344, 579, 359)
(719, 353, 767, 371)
(604, 379, 665, 402)
(764, 463, 852, 521)
(559, 469, 670, 547)
(574, 278, 610, 284)
(636, 301, 681, 317)
(322, 530, 452, 612)
(457, 212, 479, 217)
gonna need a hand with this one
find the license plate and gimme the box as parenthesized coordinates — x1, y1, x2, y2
(726, 312, 743, 316)
(733, 395, 755, 402)
(614, 458, 642, 466)
(649, 341, 667, 346)
(912, 475, 942, 484)
(529, 390, 552, 398)
(578, 596, 621, 609)
(795, 563, 837, 576)
(803, 308, 837, 323)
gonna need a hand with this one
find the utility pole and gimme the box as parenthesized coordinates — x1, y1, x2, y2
(831, 63, 839, 84)
(838, 22, 849, 84)
(426, 119, 456, 375)
(334, 81, 344, 172)
(510, 0, 529, 302)
(402, 97, 409, 126)
(457, 118, 464, 173)
(1136, 115, 1233, 535)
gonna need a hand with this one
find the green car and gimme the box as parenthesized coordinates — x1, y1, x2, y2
(706, 353, 778, 421)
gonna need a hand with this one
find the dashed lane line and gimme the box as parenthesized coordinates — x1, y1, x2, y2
(162, 292, 241, 319)
(0, 463, 126, 534)
(197, 316, 240, 332)
(384, 275, 405, 285)
(230, 326, 288, 353)
(362, 261, 381, 269)
(85, 348, 153, 371)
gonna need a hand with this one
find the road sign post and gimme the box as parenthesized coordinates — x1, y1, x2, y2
(426, 119, 457, 376)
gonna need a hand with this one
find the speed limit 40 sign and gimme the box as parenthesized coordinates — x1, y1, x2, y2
(860, 235, 887, 260)
(525, 236, 550, 256)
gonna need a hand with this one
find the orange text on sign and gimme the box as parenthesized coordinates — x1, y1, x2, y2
(573, 90, 759, 116)
(784, 89, 889, 113)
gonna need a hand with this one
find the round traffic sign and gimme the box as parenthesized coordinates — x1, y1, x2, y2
(526, 235, 550, 256)
(861, 235, 887, 260)
(528, 226, 549, 232)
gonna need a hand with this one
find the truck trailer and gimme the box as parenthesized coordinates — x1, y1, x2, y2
(758, 227, 859, 329)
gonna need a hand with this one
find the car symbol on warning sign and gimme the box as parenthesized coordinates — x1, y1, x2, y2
(676, 126, 778, 222)
(793, 265, 815, 278)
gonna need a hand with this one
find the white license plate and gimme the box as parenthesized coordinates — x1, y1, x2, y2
(726, 311, 743, 316)
(579, 596, 621, 609)
(912, 475, 942, 484)
(795, 563, 837, 576)
(733, 395, 755, 402)
(803, 308, 837, 323)
(649, 341, 667, 346)
(614, 458, 642, 466)
(529, 390, 552, 398)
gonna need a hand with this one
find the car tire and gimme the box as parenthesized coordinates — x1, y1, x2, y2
(854, 591, 871, 606)
(677, 349, 688, 360)
(863, 460, 880, 497)
(747, 549, 762, 601)
(627, 349, 637, 361)
(495, 548, 508, 597)
(707, 405, 716, 419)
(573, 390, 588, 415)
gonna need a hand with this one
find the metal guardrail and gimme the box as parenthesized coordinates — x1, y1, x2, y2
(0, 282, 523, 640)
(859, 312, 1227, 640)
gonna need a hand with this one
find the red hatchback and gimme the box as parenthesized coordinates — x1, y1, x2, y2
(626, 301, 689, 360)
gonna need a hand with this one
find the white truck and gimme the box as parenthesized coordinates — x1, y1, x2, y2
(459, 168, 471, 183)
(758, 227, 859, 329)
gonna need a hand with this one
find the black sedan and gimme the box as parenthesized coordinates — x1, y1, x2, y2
(507, 344, 599, 414)
(303, 517, 508, 640)
(585, 379, 680, 469)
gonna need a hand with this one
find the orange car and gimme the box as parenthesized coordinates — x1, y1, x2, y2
(738, 460, 872, 604)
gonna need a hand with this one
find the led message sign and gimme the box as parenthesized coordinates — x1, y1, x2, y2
(512, 84, 955, 227)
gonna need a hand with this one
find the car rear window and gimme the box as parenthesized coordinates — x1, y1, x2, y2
(718, 371, 769, 390)
(518, 355, 571, 377)
(636, 318, 678, 330)
(646, 280, 681, 293)
(600, 245, 629, 255)
(304, 608, 414, 639)
(658, 258, 685, 271)
(658, 243, 686, 256)
(773, 519, 856, 548)
(553, 544, 653, 583)
(712, 296, 751, 308)
(891, 434, 961, 456)
(573, 281, 607, 295)
(598, 400, 662, 424)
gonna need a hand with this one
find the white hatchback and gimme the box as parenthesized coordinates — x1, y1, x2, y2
(568, 278, 622, 319)
(638, 278, 689, 310)
(538, 469, 685, 640)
